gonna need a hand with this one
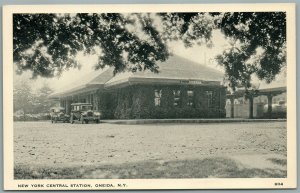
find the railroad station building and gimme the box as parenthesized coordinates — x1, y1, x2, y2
(50, 55, 227, 119)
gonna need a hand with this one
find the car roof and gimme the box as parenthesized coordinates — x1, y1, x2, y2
(70, 103, 92, 106)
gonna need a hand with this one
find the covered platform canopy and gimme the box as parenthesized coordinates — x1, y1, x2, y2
(227, 84, 286, 119)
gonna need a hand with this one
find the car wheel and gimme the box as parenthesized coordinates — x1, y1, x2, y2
(80, 115, 86, 124)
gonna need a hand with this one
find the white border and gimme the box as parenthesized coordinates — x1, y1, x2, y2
(3, 3, 297, 190)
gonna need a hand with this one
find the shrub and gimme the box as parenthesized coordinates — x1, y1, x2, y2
(13, 113, 51, 121)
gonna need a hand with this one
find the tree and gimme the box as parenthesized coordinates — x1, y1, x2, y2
(215, 12, 286, 90)
(13, 81, 35, 119)
(34, 83, 56, 113)
(13, 13, 169, 78)
(13, 12, 286, 90)
(159, 12, 286, 90)
(159, 12, 215, 47)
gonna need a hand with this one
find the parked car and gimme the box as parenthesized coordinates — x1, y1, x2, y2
(70, 103, 101, 124)
(50, 107, 70, 123)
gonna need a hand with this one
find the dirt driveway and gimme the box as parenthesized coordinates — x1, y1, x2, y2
(14, 121, 286, 179)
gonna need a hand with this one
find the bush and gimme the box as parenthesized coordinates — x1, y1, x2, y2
(13, 113, 51, 121)
(98, 85, 226, 119)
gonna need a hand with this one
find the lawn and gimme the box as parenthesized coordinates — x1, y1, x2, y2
(14, 121, 287, 179)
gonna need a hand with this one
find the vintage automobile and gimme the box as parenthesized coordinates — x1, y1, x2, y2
(70, 103, 101, 124)
(50, 107, 70, 123)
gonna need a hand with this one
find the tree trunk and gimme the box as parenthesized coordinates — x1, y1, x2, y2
(230, 96, 235, 118)
(248, 96, 254, 119)
(267, 95, 273, 119)
(23, 109, 26, 121)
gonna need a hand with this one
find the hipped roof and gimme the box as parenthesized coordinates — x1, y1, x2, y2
(50, 67, 114, 98)
(50, 55, 224, 98)
(105, 55, 224, 88)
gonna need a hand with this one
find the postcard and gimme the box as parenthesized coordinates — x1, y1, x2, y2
(3, 3, 296, 190)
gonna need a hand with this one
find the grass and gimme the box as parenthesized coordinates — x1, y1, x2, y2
(267, 158, 287, 166)
(15, 156, 287, 179)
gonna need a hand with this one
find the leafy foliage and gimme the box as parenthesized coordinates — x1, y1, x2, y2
(215, 12, 286, 89)
(13, 12, 287, 90)
(34, 84, 57, 113)
(13, 13, 169, 78)
(159, 12, 215, 47)
(13, 81, 35, 114)
(14, 14, 81, 78)
(101, 85, 226, 119)
(13, 81, 56, 116)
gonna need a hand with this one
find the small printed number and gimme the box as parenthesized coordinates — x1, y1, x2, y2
(275, 182, 283, 186)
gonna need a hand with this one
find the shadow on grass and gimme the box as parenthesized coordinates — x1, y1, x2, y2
(267, 158, 287, 166)
(15, 157, 286, 179)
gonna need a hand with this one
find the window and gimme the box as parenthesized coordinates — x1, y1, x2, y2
(73, 105, 80, 111)
(82, 105, 92, 111)
(154, 89, 162, 106)
(187, 90, 194, 106)
(173, 90, 181, 106)
(206, 91, 213, 108)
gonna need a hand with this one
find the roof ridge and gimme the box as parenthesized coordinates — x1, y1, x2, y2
(87, 67, 114, 85)
(50, 55, 225, 98)
(165, 54, 223, 74)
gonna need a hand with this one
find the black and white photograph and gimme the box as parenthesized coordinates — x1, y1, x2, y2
(3, 4, 296, 190)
